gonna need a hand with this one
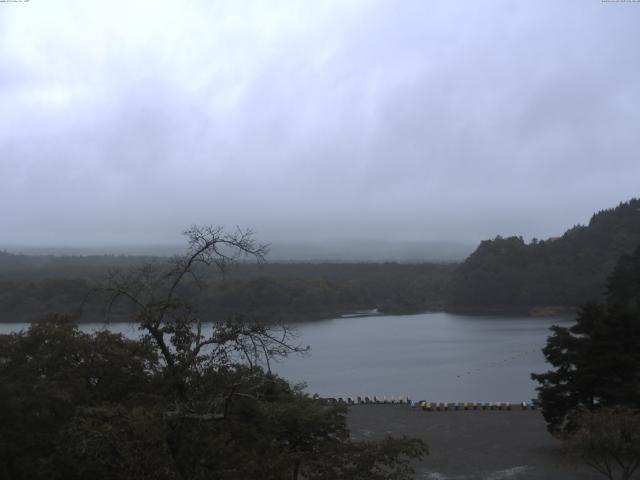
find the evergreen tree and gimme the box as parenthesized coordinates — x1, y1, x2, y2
(451, 198, 640, 311)
(532, 245, 640, 434)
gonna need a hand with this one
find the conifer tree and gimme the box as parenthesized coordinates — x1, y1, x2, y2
(532, 245, 640, 434)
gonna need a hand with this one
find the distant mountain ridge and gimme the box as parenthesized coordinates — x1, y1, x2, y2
(266, 240, 473, 263)
(2, 240, 474, 263)
(449, 198, 640, 312)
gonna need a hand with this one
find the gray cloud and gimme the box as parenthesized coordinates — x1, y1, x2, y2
(1, 0, 639, 247)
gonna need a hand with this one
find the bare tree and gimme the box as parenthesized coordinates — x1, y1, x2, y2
(99, 225, 307, 401)
(564, 407, 640, 480)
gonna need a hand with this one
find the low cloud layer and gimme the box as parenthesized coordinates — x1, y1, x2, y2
(1, 1, 639, 246)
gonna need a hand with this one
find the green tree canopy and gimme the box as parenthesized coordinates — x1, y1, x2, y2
(532, 245, 640, 434)
(451, 198, 640, 311)
(0, 226, 427, 480)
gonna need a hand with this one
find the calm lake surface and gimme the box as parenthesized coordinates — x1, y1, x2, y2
(0, 312, 573, 403)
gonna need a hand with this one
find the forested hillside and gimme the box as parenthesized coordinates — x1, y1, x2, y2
(3, 198, 639, 322)
(449, 198, 640, 312)
(0, 257, 453, 323)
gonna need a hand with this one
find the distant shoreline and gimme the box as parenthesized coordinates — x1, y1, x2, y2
(0, 306, 576, 327)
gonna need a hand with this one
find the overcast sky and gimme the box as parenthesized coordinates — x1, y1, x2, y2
(1, 1, 638, 247)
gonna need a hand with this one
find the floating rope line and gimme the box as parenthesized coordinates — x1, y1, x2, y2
(455, 347, 541, 379)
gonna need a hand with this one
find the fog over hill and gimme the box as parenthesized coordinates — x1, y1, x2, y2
(2, 2, 639, 247)
(2, 240, 474, 263)
(266, 240, 473, 263)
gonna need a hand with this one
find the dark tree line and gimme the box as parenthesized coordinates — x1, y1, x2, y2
(450, 198, 640, 311)
(532, 243, 640, 433)
(0, 256, 454, 323)
(3, 197, 639, 321)
(532, 245, 640, 479)
(0, 226, 427, 480)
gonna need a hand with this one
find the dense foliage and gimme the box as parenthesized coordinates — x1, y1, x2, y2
(0, 319, 425, 480)
(450, 198, 640, 311)
(0, 226, 427, 479)
(3, 198, 639, 321)
(0, 258, 454, 323)
(531, 245, 640, 434)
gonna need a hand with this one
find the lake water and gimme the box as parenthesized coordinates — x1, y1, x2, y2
(0, 312, 573, 403)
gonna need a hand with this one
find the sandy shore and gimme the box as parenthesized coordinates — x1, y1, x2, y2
(347, 404, 600, 480)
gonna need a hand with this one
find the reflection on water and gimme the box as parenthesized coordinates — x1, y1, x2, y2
(0, 312, 574, 402)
